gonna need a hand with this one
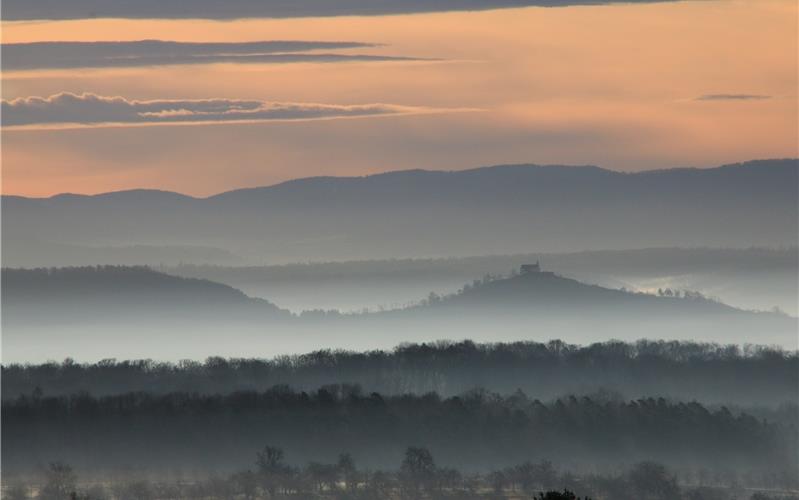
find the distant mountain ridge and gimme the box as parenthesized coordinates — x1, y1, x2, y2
(3, 159, 797, 265)
(6, 159, 794, 201)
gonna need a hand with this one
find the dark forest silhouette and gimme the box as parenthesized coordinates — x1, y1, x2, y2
(4, 385, 796, 478)
(5, 339, 796, 405)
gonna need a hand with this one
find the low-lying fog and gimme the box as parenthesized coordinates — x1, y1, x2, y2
(167, 247, 799, 315)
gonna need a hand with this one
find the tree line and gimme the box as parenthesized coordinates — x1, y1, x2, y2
(4, 446, 794, 500)
(4, 340, 796, 405)
(4, 385, 796, 479)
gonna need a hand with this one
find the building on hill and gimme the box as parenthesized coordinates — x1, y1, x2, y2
(520, 261, 541, 274)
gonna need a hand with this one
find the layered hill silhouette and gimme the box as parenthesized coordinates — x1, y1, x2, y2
(357, 268, 797, 346)
(3, 266, 795, 362)
(414, 270, 735, 312)
(167, 246, 799, 315)
(3, 159, 797, 265)
(2, 267, 262, 361)
(2, 266, 287, 320)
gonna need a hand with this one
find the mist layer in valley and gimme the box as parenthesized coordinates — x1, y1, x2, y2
(165, 246, 799, 316)
(2, 265, 796, 363)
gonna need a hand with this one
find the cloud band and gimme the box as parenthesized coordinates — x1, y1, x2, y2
(4, 0, 680, 21)
(695, 94, 772, 101)
(1, 92, 446, 128)
(2, 40, 428, 71)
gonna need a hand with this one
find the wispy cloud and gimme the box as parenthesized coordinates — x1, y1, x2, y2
(2, 92, 461, 128)
(2, 40, 430, 71)
(695, 94, 772, 101)
(4, 0, 683, 21)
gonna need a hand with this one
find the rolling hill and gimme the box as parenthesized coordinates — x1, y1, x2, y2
(355, 267, 797, 346)
(2, 265, 286, 313)
(1, 267, 291, 361)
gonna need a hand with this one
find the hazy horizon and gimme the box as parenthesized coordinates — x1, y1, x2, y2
(1, 157, 796, 198)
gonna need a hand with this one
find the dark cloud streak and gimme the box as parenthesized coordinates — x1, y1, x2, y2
(1, 92, 441, 127)
(2, 40, 429, 71)
(4, 0, 681, 21)
(695, 94, 772, 101)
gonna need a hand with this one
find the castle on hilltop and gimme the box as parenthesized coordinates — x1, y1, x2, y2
(520, 261, 541, 274)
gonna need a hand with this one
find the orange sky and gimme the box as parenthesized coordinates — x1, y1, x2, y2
(2, 0, 797, 196)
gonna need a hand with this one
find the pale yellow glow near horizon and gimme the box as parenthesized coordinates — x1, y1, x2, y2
(2, 0, 797, 196)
